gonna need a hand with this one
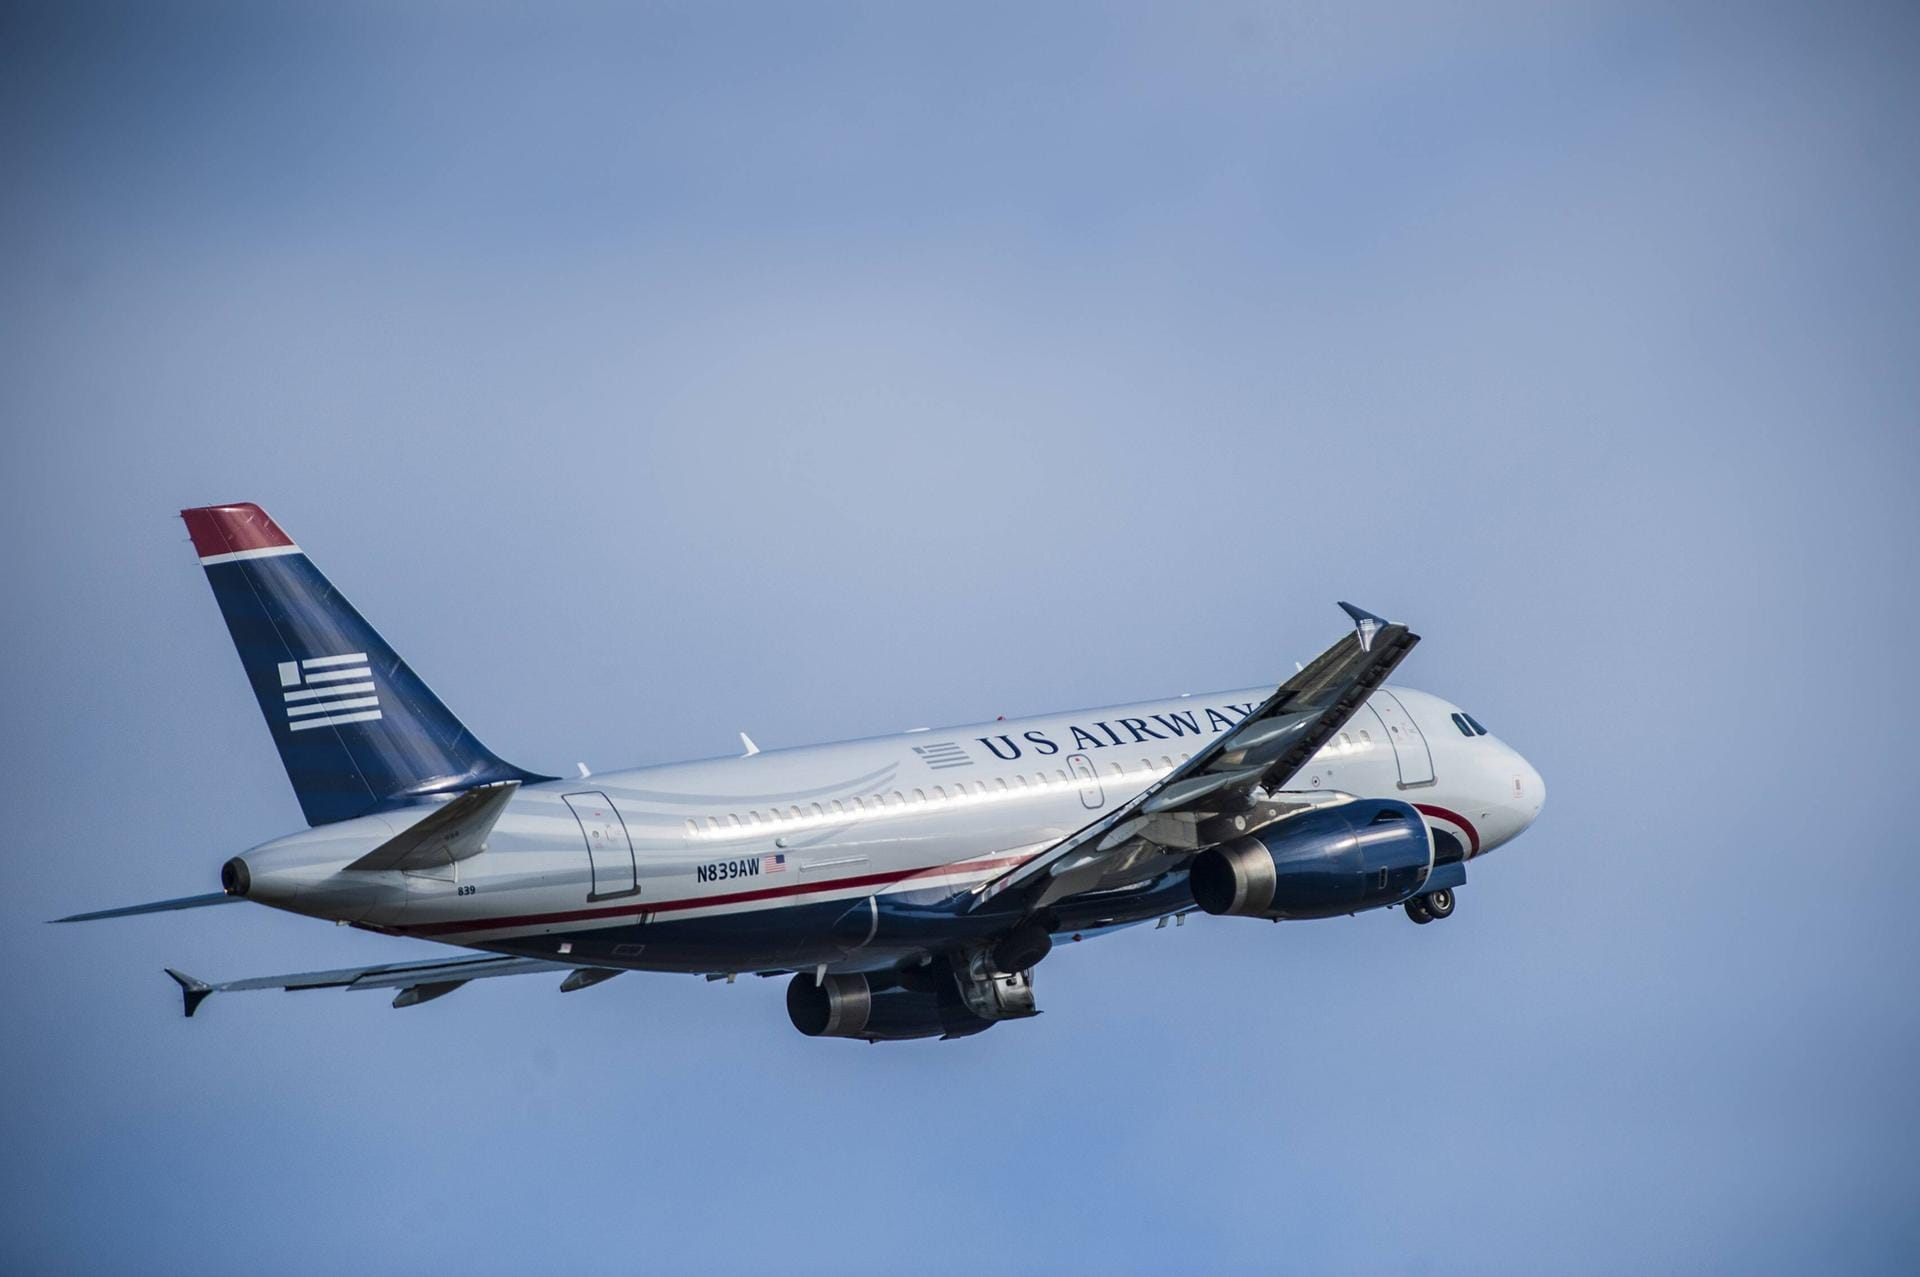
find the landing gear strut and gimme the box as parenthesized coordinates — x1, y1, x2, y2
(1404, 888, 1455, 925)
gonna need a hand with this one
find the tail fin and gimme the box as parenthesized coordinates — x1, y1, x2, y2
(181, 503, 547, 826)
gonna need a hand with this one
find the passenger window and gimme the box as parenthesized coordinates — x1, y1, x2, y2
(1359, 730, 1372, 744)
(1055, 770, 1069, 784)
(685, 819, 698, 837)
(809, 803, 824, 818)
(993, 778, 1007, 792)
(912, 789, 925, 803)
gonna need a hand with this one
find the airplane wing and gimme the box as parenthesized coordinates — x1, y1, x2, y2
(969, 603, 1420, 915)
(163, 951, 618, 1016)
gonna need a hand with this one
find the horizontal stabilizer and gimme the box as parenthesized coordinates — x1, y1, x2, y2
(343, 781, 518, 872)
(51, 892, 240, 924)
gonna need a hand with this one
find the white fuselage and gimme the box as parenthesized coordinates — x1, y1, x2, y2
(236, 683, 1544, 974)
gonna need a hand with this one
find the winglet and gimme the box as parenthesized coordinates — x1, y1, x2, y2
(165, 969, 214, 1018)
(1337, 601, 1390, 652)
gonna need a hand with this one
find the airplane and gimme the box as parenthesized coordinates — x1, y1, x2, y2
(55, 503, 1545, 1041)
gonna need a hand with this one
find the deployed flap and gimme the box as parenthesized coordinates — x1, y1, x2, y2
(970, 602, 1420, 914)
(343, 781, 519, 872)
(163, 951, 579, 1016)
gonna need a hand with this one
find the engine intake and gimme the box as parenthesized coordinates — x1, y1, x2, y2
(1189, 799, 1433, 920)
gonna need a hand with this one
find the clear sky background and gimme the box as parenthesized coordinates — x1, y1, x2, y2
(3, 2, 1917, 1272)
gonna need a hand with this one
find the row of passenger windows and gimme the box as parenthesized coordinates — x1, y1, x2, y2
(685, 727, 1391, 840)
(686, 753, 1199, 839)
(1451, 712, 1490, 737)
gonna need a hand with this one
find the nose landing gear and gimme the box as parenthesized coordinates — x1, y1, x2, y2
(1404, 887, 1455, 925)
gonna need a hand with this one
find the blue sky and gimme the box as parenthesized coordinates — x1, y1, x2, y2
(3, 2, 1917, 1272)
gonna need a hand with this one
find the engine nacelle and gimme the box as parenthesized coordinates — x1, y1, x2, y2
(1188, 798, 1433, 920)
(785, 972, 997, 1042)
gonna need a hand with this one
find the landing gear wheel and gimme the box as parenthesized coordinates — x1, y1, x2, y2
(1422, 888, 1455, 920)
(1405, 896, 1432, 924)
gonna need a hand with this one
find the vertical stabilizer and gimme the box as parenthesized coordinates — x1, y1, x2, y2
(181, 503, 547, 825)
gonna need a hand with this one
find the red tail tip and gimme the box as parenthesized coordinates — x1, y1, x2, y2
(180, 503, 295, 559)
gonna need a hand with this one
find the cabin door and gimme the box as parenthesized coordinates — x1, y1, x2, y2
(1367, 692, 1435, 787)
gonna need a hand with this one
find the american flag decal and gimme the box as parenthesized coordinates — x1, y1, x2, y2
(761, 853, 786, 874)
(912, 741, 974, 770)
(278, 652, 382, 731)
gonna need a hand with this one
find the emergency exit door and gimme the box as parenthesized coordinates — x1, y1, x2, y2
(1068, 754, 1105, 809)
(564, 791, 638, 900)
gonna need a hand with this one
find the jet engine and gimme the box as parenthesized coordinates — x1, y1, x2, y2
(1188, 798, 1433, 920)
(785, 962, 1038, 1042)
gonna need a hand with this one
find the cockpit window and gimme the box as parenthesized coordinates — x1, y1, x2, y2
(1453, 712, 1490, 737)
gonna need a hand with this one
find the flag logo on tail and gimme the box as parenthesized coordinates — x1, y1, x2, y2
(278, 653, 382, 731)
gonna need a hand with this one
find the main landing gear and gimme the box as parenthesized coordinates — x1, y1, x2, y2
(1404, 888, 1455, 925)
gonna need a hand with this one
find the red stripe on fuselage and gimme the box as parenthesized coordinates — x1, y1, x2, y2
(1413, 803, 1481, 856)
(399, 851, 1036, 939)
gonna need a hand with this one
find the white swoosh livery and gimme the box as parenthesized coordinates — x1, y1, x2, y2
(54, 504, 1545, 1041)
